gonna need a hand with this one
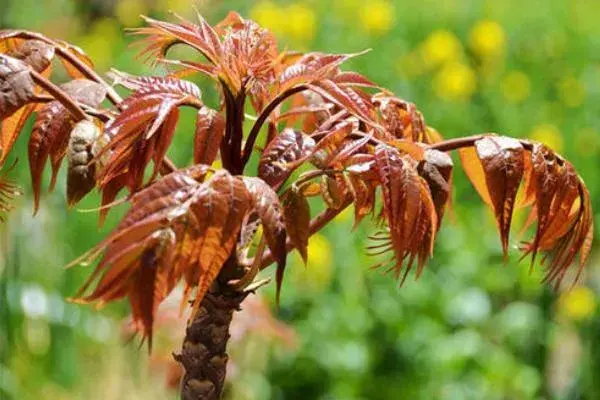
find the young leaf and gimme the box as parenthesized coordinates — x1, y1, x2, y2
(193, 107, 225, 165)
(258, 128, 315, 187)
(474, 136, 524, 255)
(7, 39, 55, 73)
(282, 187, 310, 263)
(518, 143, 593, 285)
(0, 54, 36, 120)
(373, 144, 437, 281)
(243, 177, 287, 302)
(188, 171, 252, 310)
(97, 75, 201, 194)
(28, 80, 106, 212)
(418, 149, 453, 228)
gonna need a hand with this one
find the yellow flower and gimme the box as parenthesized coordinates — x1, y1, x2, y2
(285, 3, 317, 43)
(557, 76, 586, 108)
(420, 30, 462, 68)
(469, 20, 506, 58)
(529, 124, 563, 153)
(558, 286, 597, 321)
(290, 233, 333, 292)
(502, 71, 531, 103)
(115, 0, 146, 27)
(433, 62, 477, 101)
(307, 233, 332, 269)
(359, 0, 395, 36)
(249, 1, 286, 37)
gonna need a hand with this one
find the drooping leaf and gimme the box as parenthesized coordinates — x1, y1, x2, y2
(474, 136, 525, 254)
(458, 145, 493, 206)
(243, 177, 287, 302)
(0, 54, 36, 120)
(418, 149, 453, 228)
(517, 143, 594, 286)
(193, 107, 225, 165)
(281, 187, 310, 263)
(258, 128, 315, 187)
(373, 144, 437, 281)
(97, 75, 201, 195)
(28, 101, 73, 212)
(28, 80, 107, 212)
(7, 39, 55, 73)
(343, 172, 376, 228)
(72, 166, 211, 344)
(187, 171, 252, 310)
(0, 102, 35, 165)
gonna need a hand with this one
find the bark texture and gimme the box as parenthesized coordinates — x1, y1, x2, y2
(175, 286, 247, 400)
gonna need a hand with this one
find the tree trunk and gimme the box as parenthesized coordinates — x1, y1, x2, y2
(175, 283, 247, 400)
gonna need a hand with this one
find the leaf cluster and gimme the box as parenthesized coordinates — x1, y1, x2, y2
(0, 11, 593, 344)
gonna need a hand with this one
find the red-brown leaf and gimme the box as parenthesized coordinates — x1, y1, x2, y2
(0, 54, 36, 120)
(188, 172, 251, 310)
(243, 177, 287, 302)
(7, 39, 55, 73)
(258, 128, 315, 187)
(282, 187, 310, 264)
(474, 136, 525, 255)
(28, 80, 106, 212)
(418, 149, 453, 228)
(373, 144, 437, 280)
(97, 75, 201, 193)
(193, 107, 225, 165)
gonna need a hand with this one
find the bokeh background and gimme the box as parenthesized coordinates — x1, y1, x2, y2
(1, 0, 600, 399)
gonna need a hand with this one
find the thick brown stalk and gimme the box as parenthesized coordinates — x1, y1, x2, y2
(175, 283, 247, 400)
(175, 251, 249, 400)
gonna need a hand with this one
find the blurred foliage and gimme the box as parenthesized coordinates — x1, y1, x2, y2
(1, 0, 600, 399)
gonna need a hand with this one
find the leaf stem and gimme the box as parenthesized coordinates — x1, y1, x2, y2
(241, 85, 308, 167)
(15, 31, 123, 107)
(427, 134, 534, 152)
(30, 70, 88, 121)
